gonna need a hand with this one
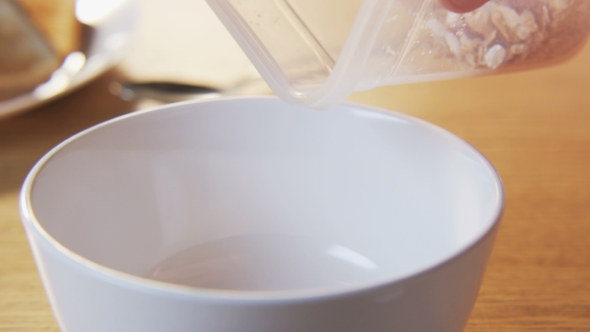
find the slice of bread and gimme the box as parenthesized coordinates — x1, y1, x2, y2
(0, 0, 80, 101)
(15, 0, 80, 60)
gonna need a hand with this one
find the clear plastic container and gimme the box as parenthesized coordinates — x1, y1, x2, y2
(206, 0, 590, 109)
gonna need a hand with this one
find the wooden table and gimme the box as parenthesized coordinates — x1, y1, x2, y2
(2, 38, 590, 332)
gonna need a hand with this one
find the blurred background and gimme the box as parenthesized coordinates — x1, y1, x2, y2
(1, 0, 590, 330)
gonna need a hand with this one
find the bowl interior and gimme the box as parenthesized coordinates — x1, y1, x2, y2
(28, 98, 502, 292)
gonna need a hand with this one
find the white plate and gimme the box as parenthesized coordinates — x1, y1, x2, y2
(0, 0, 138, 119)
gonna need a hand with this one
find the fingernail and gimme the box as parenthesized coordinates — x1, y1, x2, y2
(449, 0, 488, 13)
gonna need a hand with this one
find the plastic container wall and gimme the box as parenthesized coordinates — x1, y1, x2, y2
(206, 0, 590, 108)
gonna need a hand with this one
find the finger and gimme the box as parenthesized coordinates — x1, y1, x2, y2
(438, 0, 489, 13)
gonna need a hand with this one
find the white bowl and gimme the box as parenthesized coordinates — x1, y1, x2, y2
(20, 97, 503, 332)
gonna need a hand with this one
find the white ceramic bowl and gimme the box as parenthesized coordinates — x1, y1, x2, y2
(20, 97, 503, 332)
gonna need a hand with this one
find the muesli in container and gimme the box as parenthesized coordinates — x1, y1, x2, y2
(206, 0, 590, 108)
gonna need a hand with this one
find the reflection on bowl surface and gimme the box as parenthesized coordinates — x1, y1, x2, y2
(146, 233, 382, 291)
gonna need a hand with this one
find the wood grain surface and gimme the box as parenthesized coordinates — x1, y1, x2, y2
(2, 32, 590, 332)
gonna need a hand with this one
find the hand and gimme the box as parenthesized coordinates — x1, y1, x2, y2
(438, 0, 489, 13)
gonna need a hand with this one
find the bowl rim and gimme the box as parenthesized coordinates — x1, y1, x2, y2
(19, 96, 504, 303)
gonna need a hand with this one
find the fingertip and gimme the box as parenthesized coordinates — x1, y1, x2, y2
(438, 0, 489, 13)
